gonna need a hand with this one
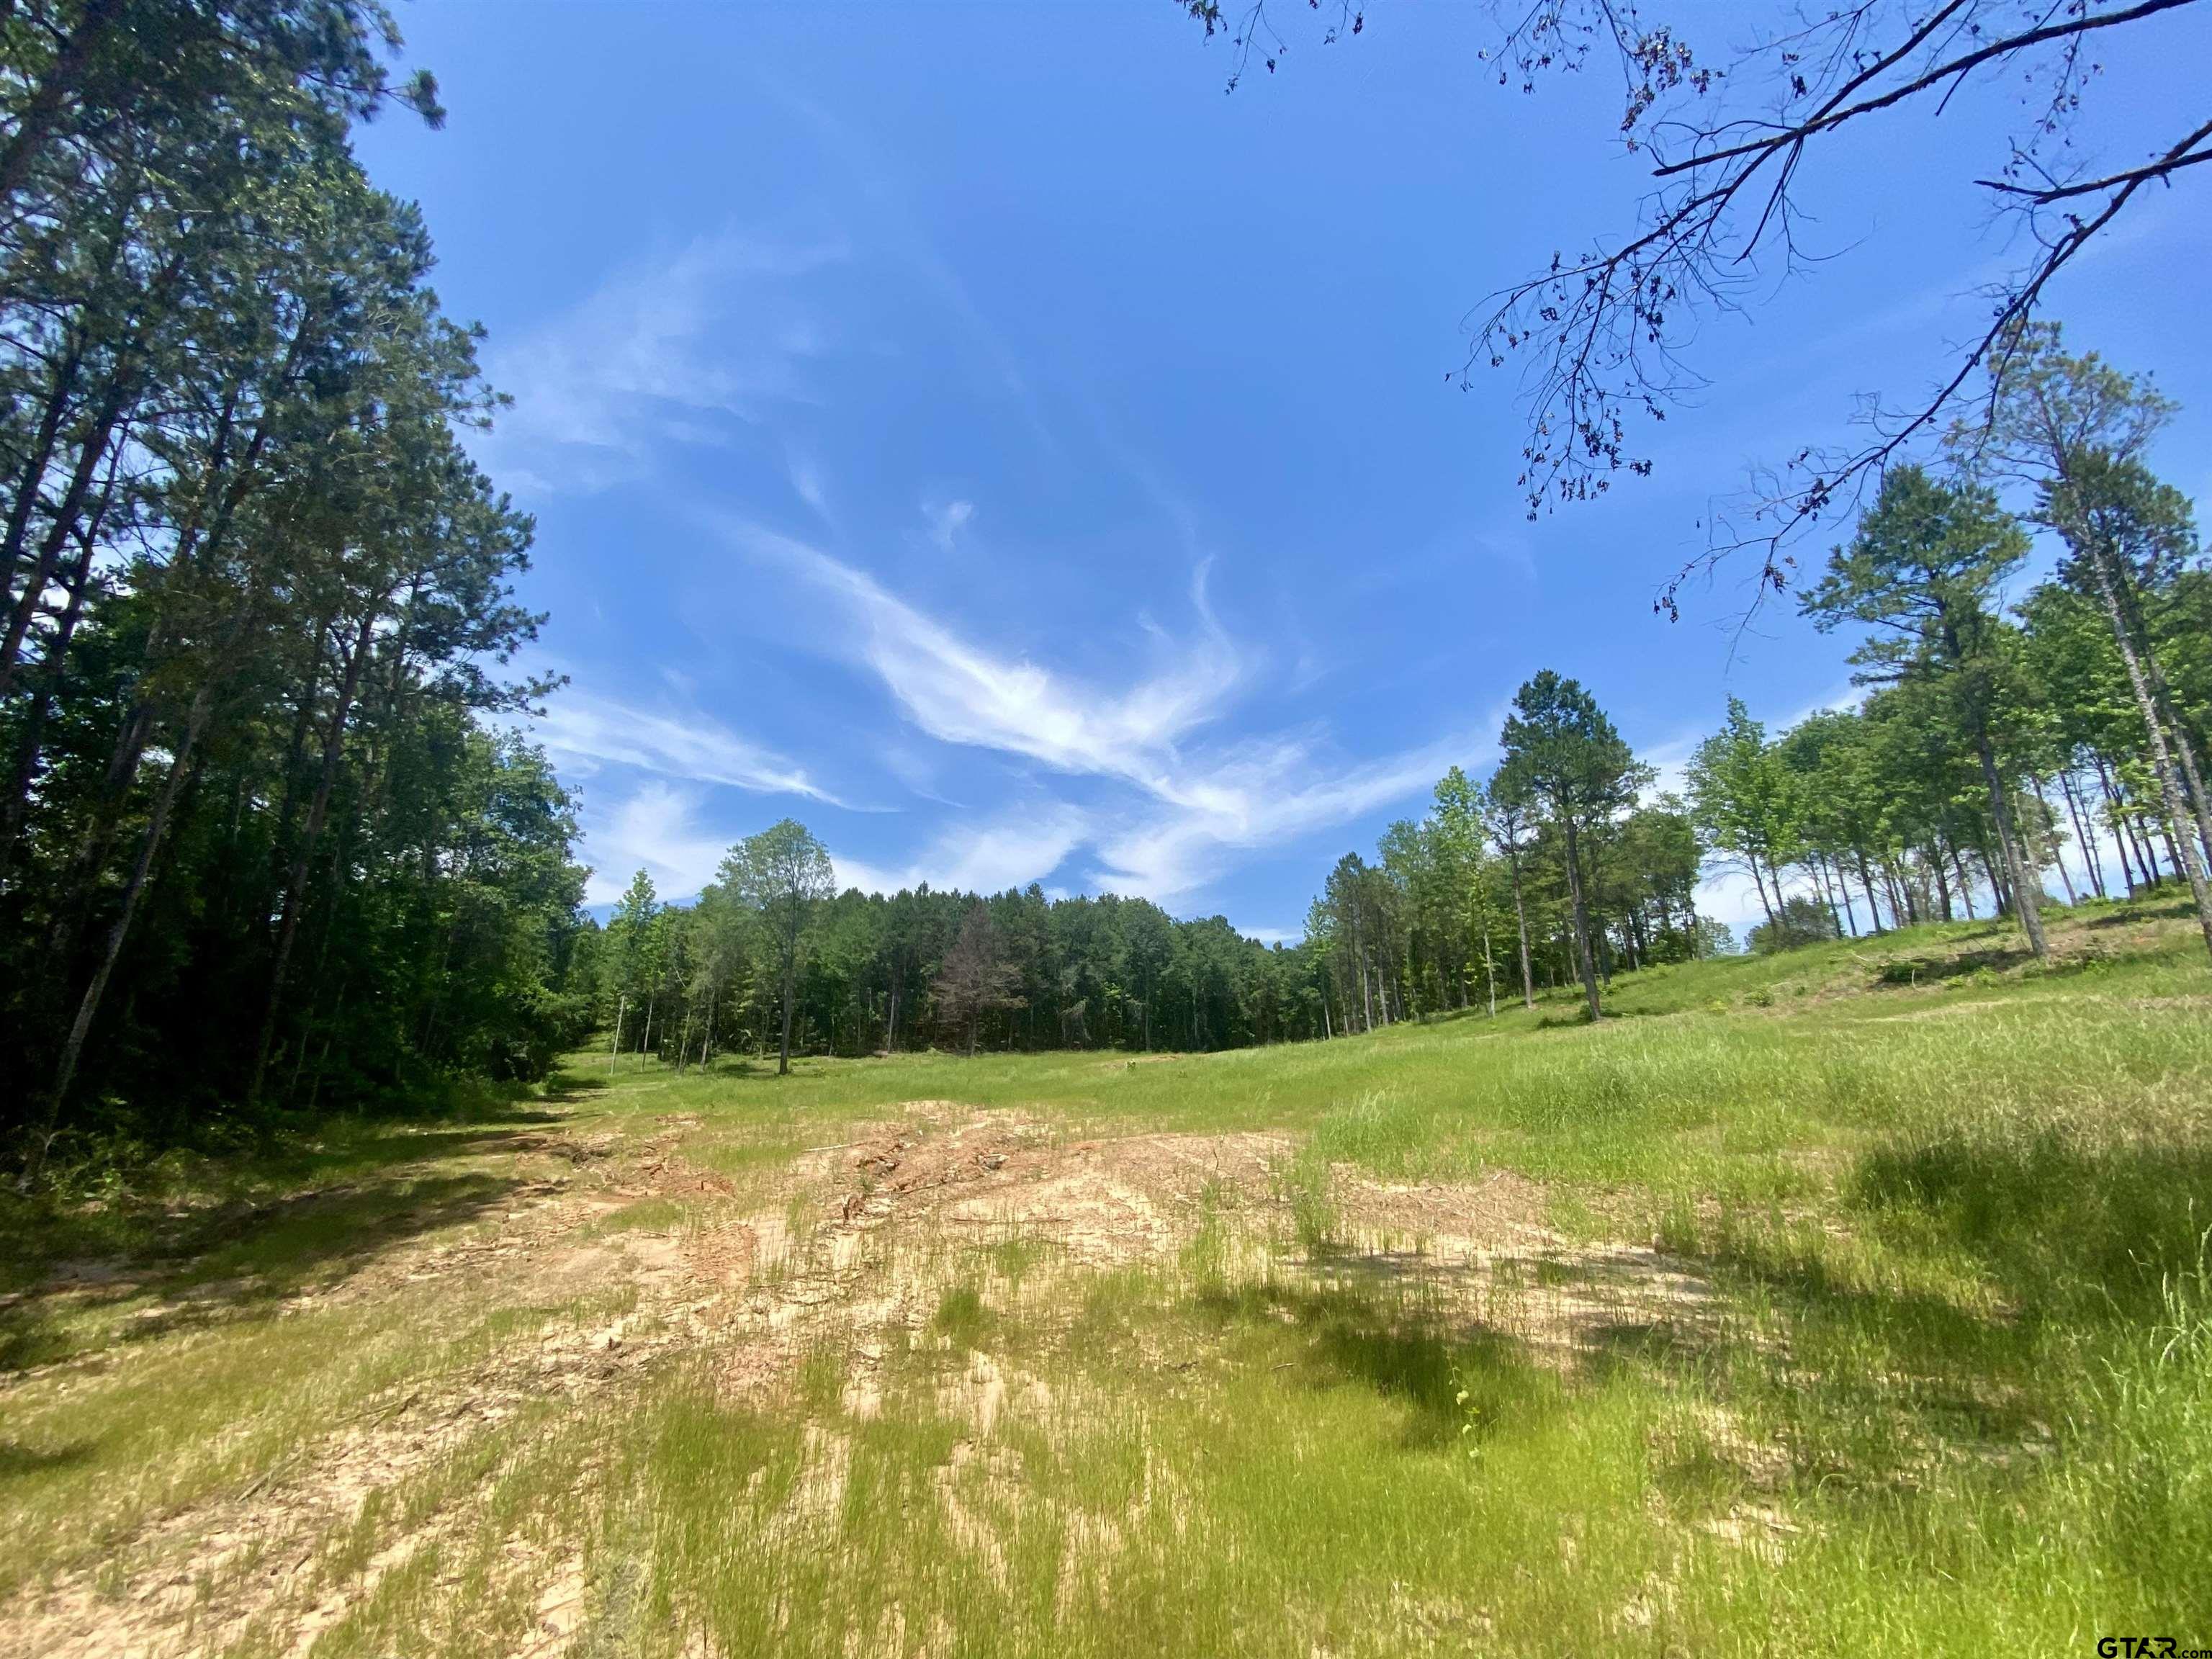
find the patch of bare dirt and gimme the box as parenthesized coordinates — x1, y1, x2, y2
(701, 1115, 1265, 1406)
(0, 1102, 1742, 1658)
(1307, 1229, 1735, 1364)
(1698, 1501, 1800, 1563)
(1335, 1167, 1554, 1241)
(0, 1123, 729, 1659)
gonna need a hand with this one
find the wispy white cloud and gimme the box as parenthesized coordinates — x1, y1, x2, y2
(580, 781, 732, 906)
(726, 521, 1244, 791)
(925, 498, 974, 551)
(715, 518, 1469, 901)
(1092, 734, 1483, 898)
(477, 230, 845, 495)
(1640, 732, 1704, 809)
(832, 805, 1089, 897)
(535, 688, 840, 804)
(786, 450, 832, 523)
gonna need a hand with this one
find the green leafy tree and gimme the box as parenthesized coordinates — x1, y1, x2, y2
(2041, 452, 2212, 944)
(1431, 765, 1501, 1013)
(723, 819, 833, 1076)
(1747, 894, 1840, 956)
(1482, 767, 1540, 1009)
(1958, 323, 2212, 958)
(601, 869, 658, 1058)
(1802, 466, 2051, 960)
(1496, 670, 1639, 1021)
(1685, 698, 1797, 930)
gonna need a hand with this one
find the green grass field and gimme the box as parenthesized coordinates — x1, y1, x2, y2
(4, 898, 2210, 1658)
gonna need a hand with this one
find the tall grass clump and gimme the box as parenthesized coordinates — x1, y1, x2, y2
(2080, 1236, 2212, 1618)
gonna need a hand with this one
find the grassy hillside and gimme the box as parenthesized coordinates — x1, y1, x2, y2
(3, 899, 2208, 1657)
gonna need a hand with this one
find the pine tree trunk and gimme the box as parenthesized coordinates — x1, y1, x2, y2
(0, 487, 107, 877)
(1812, 858, 1845, 937)
(0, 334, 86, 608)
(778, 957, 795, 1074)
(2084, 539, 2212, 958)
(1974, 742, 2048, 958)
(2095, 757, 2141, 893)
(0, 378, 133, 694)
(2033, 781, 2078, 904)
(2059, 768, 2108, 899)
(1507, 854, 1534, 1009)
(2135, 817, 2164, 883)
(2162, 717, 2212, 875)
(1830, 855, 1859, 936)
(1344, 929, 1362, 1035)
(1479, 906, 1498, 1015)
(2107, 541, 2212, 873)
(0, 0, 125, 206)
(248, 610, 376, 1104)
(1853, 852, 1887, 932)
(22, 690, 210, 1187)
(1560, 816, 1602, 1021)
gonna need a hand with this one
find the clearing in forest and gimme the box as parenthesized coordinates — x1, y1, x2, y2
(3, 899, 2211, 1657)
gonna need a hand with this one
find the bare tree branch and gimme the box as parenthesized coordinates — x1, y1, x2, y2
(1976, 127, 2212, 199)
(1184, 0, 2211, 622)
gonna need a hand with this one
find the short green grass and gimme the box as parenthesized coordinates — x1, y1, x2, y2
(4, 897, 2210, 1655)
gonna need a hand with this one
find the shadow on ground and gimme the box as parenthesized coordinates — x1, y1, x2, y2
(0, 1083, 603, 1374)
(1196, 1279, 1566, 1450)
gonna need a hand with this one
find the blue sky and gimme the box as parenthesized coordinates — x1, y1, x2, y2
(354, 1, 2211, 938)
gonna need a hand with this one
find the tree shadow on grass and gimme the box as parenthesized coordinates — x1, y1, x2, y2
(1850, 1128, 2212, 1317)
(711, 1058, 822, 1080)
(0, 1170, 531, 1373)
(1195, 1279, 1564, 1450)
(0, 1437, 94, 1485)
(1866, 945, 2041, 988)
(539, 1068, 610, 1105)
(2077, 893, 2195, 929)
(1614, 1125, 2212, 1493)
(0, 1089, 587, 1374)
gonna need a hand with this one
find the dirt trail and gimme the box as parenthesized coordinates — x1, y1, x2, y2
(1, 1100, 1723, 1658)
(0, 1118, 721, 1659)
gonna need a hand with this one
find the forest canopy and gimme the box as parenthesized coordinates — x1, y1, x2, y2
(0, 0, 583, 1179)
(1, 3, 2206, 1187)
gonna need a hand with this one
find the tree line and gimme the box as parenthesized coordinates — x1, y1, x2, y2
(1689, 325, 2212, 968)
(574, 822, 1339, 1075)
(0, 1, 590, 1180)
(3, 0, 2199, 1171)
(585, 322, 2208, 1068)
(572, 688, 1716, 1071)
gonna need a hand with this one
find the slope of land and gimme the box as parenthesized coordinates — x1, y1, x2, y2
(4, 899, 2211, 1657)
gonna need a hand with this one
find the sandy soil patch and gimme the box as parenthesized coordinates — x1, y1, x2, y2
(0, 1104, 1729, 1658)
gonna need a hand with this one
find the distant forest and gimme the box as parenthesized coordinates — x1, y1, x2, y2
(3, 4, 2208, 1178)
